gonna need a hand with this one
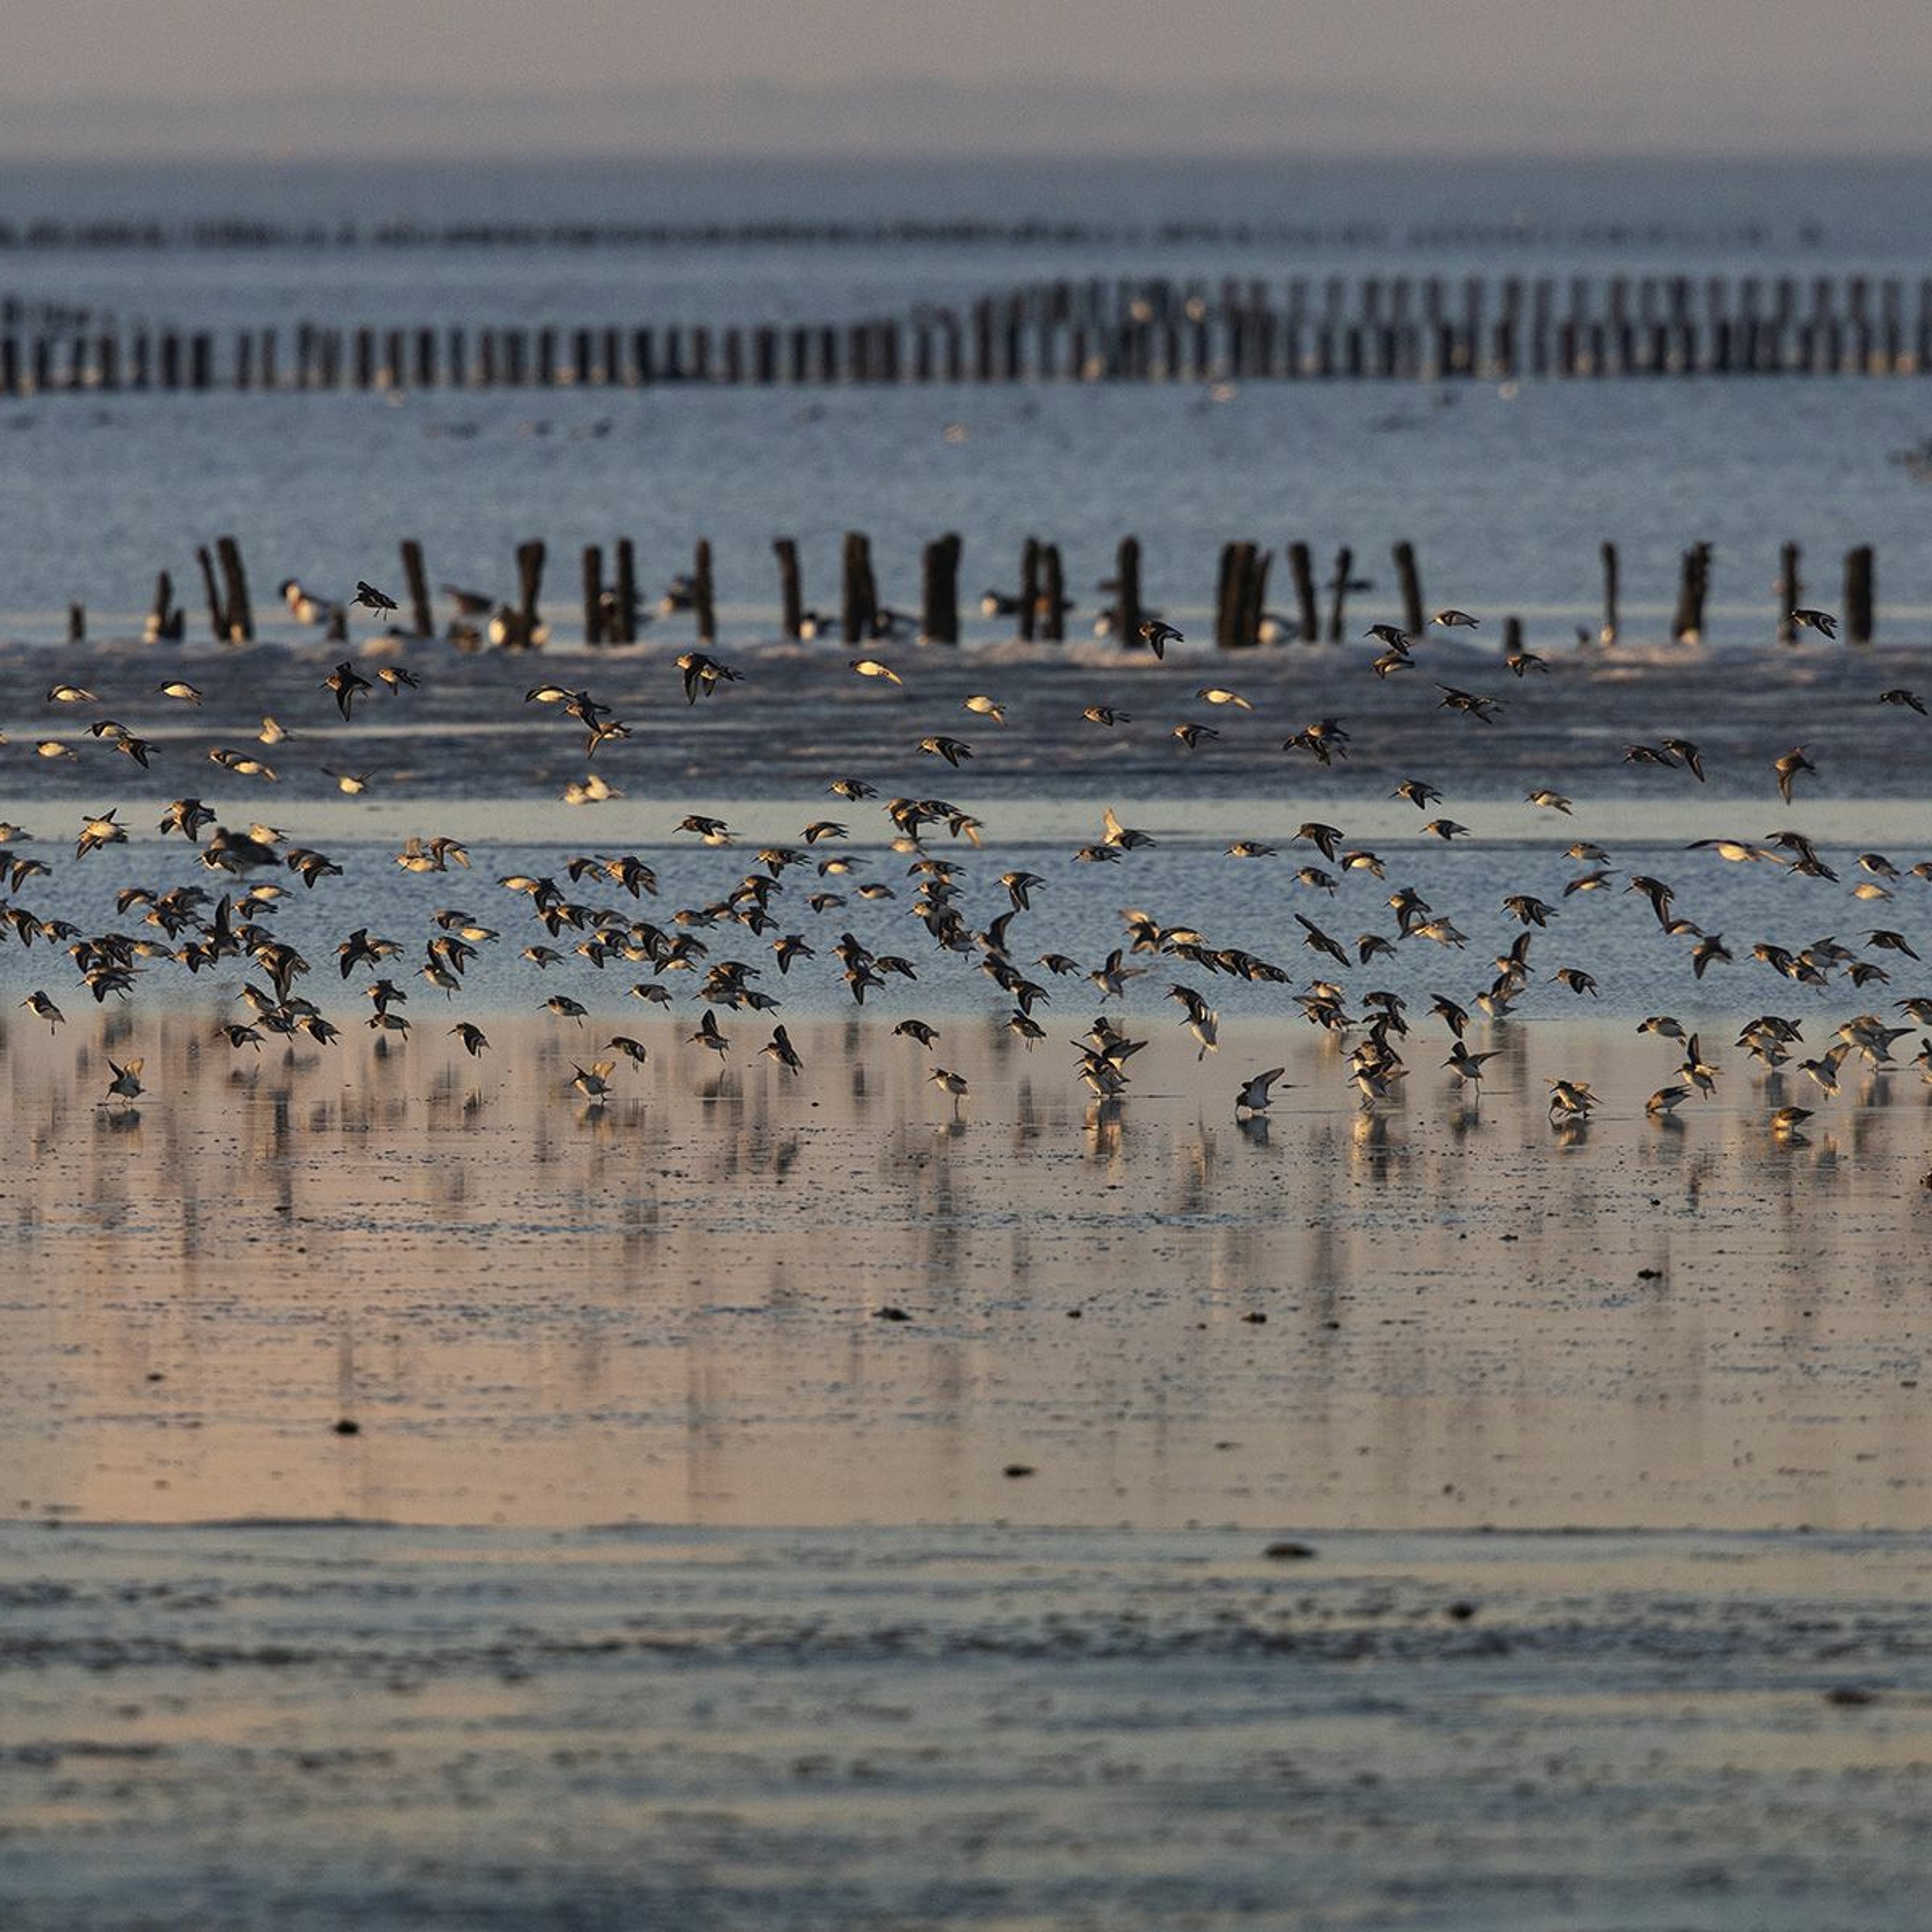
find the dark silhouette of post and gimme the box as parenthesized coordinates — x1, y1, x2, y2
(612, 538, 638, 642)
(1671, 542, 1710, 643)
(841, 533, 877, 643)
(1115, 535, 1143, 648)
(582, 545, 607, 644)
(921, 534, 961, 644)
(1040, 544, 1066, 641)
(693, 540, 717, 645)
(513, 539, 545, 648)
(1844, 545, 1874, 643)
(400, 540, 433, 636)
(773, 538, 803, 640)
(1018, 539, 1040, 641)
(1325, 546, 1354, 642)
(1287, 542, 1319, 641)
(1776, 542, 1801, 645)
(194, 545, 225, 641)
(215, 536, 252, 642)
(1599, 541, 1619, 644)
(1392, 541, 1425, 639)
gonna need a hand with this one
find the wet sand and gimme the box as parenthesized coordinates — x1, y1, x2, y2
(5, 1519, 1931, 1931)
(3, 1010, 1928, 1535)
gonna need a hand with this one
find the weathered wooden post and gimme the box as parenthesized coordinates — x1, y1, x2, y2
(1671, 541, 1710, 644)
(514, 539, 546, 647)
(920, 534, 961, 645)
(613, 539, 639, 642)
(1115, 535, 1143, 647)
(399, 540, 433, 636)
(67, 602, 85, 645)
(1325, 546, 1354, 642)
(1844, 545, 1875, 643)
(1392, 541, 1425, 639)
(1599, 541, 1619, 644)
(1040, 544, 1066, 641)
(693, 540, 717, 645)
(1503, 615, 1524, 656)
(194, 545, 226, 641)
(145, 571, 183, 643)
(582, 545, 607, 644)
(1018, 539, 1040, 641)
(215, 536, 253, 641)
(773, 537, 804, 639)
(1776, 542, 1801, 644)
(841, 533, 878, 643)
(1214, 543, 1242, 649)
(1287, 542, 1320, 641)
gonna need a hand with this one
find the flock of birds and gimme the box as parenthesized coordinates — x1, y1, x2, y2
(8, 574, 1932, 1155)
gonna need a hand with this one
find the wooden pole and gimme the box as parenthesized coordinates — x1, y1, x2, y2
(921, 534, 961, 645)
(841, 532, 878, 643)
(1776, 542, 1801, 645)
(1213, 544, 1238, 650)
(1844, 545, 1874, 644)
(1325, 546, 1353, 642)
(194, 545, 225, 641)
(1671, 541, 1710, 644)
(774, 537, 804, 639)
(694, 540, 717, 645)
(582, 544, 607, 645)
(514, 539, 545, 648)
(1040, 544, 1066, 641)
(399, 539, 433, 637)
(1018, 539, 1040, 641)
(215, 535, 253, 641)
(146, 571, 182, 643)
(1115, 535, 1143, 648)
(613, 539, 638, 643)
(1288, 542, 1319, 642)
(1599, 541, 1619, 644)
(1392, 541, 1425, 639)
(67, 601, 85, 645)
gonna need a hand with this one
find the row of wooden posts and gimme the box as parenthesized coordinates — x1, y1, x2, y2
(9, 272, 1932, 397)
(86, 532, 1884, 651)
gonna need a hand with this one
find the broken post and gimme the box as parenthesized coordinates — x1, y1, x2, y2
(1018, 539, 1040, 641)
(612, 539, 638, 643)
(1600, 540, 1619, 644)
(1325, 545, 1354, 642)
(215, 535, 252, 641)
(513, 538, 545, 648)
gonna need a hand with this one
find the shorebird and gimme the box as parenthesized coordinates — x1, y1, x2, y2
(352, 580, 398, 614)
(1790, 607, 1837, 639)
(324, 661, 372, 719)
(450, 1022, 489, 1056)
(1772, 747, 1816, 802)
(104, 1057, 144, 1105)
(1139, 619, 1182, 658)
(1431, 609, 1479, 627)
(571, 1059, 617, 1103)
(1235, 1068, 1288, 1115)
(1645, 1085, 1690, 1118)
(928, 1066, 969, 1113)
(21, 990, 64, 1032)
(760, 1024, 803, 1074)
(1879, 688, 1927, 715)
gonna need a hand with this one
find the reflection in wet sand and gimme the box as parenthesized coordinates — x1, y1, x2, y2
(5, 1007, 1927, 1532)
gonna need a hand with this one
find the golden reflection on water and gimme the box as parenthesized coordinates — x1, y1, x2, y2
(3, 1006, 1929, 1531)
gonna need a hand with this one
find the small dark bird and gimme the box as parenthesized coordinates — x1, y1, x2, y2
(352, 580, 399, 614)
(325, 660, 372, 719)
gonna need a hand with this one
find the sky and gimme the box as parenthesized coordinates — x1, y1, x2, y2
(2, 0, 1929, 158)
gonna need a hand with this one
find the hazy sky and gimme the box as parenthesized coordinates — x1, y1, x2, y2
(3, 0, 1929, 156)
